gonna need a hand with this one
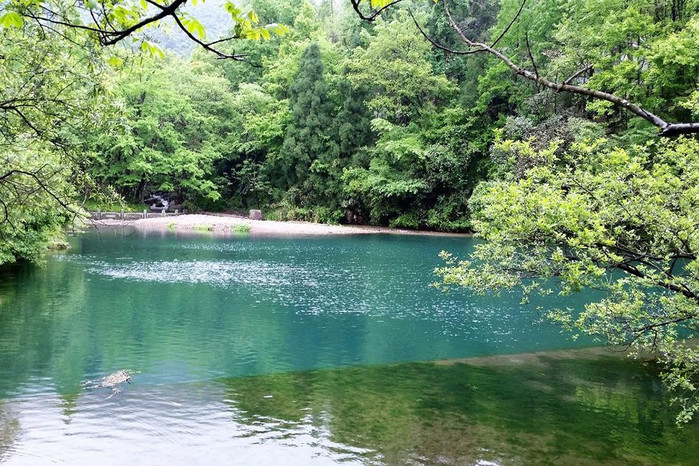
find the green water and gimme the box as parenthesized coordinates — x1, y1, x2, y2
(0, 230, 696, 464)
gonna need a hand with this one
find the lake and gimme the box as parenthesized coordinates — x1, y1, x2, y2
(0, 230, 696, 464)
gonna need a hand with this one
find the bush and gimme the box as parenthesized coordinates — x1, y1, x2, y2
(389, 212, 420, 229)
(268, 204, 343, 224)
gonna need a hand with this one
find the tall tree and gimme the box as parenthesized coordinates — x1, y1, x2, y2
(275, 42, 338, 204)
(342, 12, 480, 230)
(217, 83, 290, 209)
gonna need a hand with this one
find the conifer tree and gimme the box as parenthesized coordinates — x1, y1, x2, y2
(278, 42, 337, 203)
(335, 73, 373, 159)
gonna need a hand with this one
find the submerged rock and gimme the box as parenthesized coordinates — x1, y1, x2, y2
(84, 370, 135, 398)
(98, 370, 133, 388)
(46, 239, 70, 251)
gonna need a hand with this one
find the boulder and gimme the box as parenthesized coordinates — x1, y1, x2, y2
(249, 209, 264, 221)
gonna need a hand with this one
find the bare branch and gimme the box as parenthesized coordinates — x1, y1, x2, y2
(204, 36, 236, 48)
(563, 64, 593, 86)
(148, 1, 245, 61)
(0, 198, 8, 224)
(350, 0, 405, 22)
(443, 1, 478, 48)
(634, 314, 696, 336)
(524, 32, 539, 82)
(137, 0, 260, 64)
(490, 0, 528, 48)
(438, 0, 699, 137)
(658, 123, 699, 137)
(408, 10, 482, 56)
(616, 262, 699, 304)
(9, 107, 43, 137)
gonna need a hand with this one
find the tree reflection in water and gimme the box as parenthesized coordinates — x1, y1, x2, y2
(220, 353, 696, 465)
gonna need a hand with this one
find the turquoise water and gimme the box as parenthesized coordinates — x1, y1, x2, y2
(0, 230, 696, 464)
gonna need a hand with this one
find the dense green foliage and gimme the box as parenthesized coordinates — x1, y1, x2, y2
(0, 19, 109, 264)
(437, 137, 699, 422)
(80, 1, 496, 229)
(91, 57, 229, 208)
(9, 0, 696, 236)
(427, 0, 699, 423)
(2, 0, 699, 423)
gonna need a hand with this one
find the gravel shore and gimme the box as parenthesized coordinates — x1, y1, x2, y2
(89, 213, 470, 237)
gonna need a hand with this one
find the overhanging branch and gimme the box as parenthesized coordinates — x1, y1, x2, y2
(147, 0, 247, 61)
(0, 167, 78, 225)
(439, 0, 699, 137)
(22, 0, 188, 47)
(408, 10, 482, 56)
(350, 0, 405, 21)
(563, 64, 593, 85)
(373, 0, 699, 137)
(22, 0, 265, 62)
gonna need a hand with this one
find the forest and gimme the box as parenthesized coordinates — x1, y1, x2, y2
(1, 0, 699, 423)
(2, 0, 699, 252)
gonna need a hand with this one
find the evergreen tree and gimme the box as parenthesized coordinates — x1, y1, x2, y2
(276, 42, 337, 204)
(335, 72, 373, 158)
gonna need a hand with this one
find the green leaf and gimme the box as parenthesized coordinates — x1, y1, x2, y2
(0, 11, 24, 29)
(140, 40, 164, 58)
(267, 23, 288, 36)
(369, 0, 394, 7)
(247, 9, 258, 24)
(224, 1, 241, 17)
(181, 17, 206, 40)
(108, 56, 124, 68)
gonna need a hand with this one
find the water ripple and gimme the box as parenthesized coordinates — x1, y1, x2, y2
(84, 259, 319, 288)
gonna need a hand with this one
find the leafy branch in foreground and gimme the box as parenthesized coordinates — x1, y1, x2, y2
(349, 0, 405, 21)
(0, 18, 111, 264)
(435, 137, 699, 423)
(0, 0, 289, 60)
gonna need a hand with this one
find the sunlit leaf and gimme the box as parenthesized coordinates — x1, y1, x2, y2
(181, 17, 206, 39)
(247, 9, 258, 24)
(224, 1, 241, 17)
(0, 11, 24, 29)
(140, 40, 164, 58)
(108, 56, 124, 68)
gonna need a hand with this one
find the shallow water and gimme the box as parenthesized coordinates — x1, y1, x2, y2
(0, 231, 696, 464)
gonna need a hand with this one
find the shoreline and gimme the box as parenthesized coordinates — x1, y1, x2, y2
(85, 213, 473, 238)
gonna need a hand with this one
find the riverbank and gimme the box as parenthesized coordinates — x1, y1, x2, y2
(86, 213, 472, 237)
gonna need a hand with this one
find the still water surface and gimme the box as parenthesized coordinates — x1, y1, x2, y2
(0, 231, 697, 464)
